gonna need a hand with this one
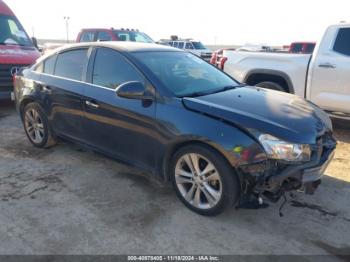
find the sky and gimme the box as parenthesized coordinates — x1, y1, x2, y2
(6, 0, 350, 45)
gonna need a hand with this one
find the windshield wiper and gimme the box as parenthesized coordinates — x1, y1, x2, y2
(180, 84, 246, 98)
(218, 84, 246, 92)
(207, 84, 246, 95)
(180, 90, 214, 98)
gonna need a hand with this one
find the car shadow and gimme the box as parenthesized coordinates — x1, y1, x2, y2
(0, 100, 15, 116)
(333, 119, 350, 144)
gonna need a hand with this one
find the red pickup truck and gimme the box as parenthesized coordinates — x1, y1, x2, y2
(289, 42, 316, 54)
(0, 0, 40, 100)
(76, 28, 154, 43)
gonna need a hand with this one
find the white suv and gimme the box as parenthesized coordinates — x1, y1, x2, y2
(166, 39, 212, 61)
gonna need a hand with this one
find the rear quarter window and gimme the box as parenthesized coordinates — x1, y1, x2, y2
(43, 55, 57, 75)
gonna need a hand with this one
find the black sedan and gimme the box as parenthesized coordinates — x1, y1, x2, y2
(14, 42, 336, 216)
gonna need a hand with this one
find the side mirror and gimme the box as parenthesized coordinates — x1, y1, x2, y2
(116, 81, 152, 100)
(31, 37, 39, 49)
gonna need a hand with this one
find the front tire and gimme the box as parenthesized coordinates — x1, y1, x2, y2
(23, 102, 57, 148)
(170, 144, 240, 216)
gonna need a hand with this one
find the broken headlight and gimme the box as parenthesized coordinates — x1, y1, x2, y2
(259, 134, 311, 162)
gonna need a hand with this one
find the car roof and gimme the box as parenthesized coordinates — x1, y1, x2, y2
(330, 23, 350, 28)
(40, 42, 180, 61)
(80, 28, 141, 32)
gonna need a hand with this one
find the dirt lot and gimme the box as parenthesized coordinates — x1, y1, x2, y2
(0, 102, 349, 256)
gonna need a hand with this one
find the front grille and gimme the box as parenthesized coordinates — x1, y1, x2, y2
(0, 64, 28, 92)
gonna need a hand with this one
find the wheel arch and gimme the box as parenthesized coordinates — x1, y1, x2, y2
(19, 97, 38, 120)
(161, 140, 238, 183)
(244, 69, 295, 94)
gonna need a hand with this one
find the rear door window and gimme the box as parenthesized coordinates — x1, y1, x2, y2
(333, 28, 350, 56)
(55, 49, 88, 81)
(92, 48, 144, 89)
(80, 31, 95, 42)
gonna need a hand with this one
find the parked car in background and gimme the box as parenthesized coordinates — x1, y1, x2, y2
(236, 44, 275, 52)
(76, 28, 154, 43)
(210, 48, 235, 69)
(220, 23, 350, 120)
(0, 0, 40, 100)
(289, 42, 316, 54)
(14, 42, 336, 216)
(161, 38, 212, 61)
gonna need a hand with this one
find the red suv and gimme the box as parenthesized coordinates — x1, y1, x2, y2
(76, 28, 154, 43)
(0, 0, 40, 100)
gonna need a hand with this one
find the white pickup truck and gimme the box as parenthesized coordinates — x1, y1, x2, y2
(222, 23, 350, 120)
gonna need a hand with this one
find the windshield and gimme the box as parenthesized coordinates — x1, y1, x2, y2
(0, 15, 33, 47)
(114, 30, 154, 43)
(133, 51, 240, 97)
(191, 41, 206, 50)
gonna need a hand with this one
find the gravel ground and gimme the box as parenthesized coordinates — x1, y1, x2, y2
(0, 102, 349, 257)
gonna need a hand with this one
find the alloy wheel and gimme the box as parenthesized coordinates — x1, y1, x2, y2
(24, 108, 45, 144)
(175, 153, 223, 209)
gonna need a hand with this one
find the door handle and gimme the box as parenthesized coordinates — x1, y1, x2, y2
(85, 100, 99, 108)
(318, 63, 336, 69)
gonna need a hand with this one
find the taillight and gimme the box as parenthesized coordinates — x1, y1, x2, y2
(219, 57, 228, 70)
(13, 75, 17, 86)
(210, 53, 217, 65)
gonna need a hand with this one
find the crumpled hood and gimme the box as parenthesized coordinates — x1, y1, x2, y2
(0, 45, 40, 64)
(183, 86, 332, 144)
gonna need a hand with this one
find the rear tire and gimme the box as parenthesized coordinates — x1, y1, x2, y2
(170, 144, 240, 216)
(23, 102, 57, 148)
(256, 81, 286, 92)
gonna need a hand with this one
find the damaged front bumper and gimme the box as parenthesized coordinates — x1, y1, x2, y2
(239, 132, 337, 203)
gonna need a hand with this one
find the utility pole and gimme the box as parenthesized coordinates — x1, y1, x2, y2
(64, 16, 70, 43)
